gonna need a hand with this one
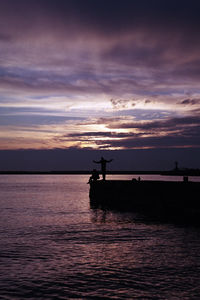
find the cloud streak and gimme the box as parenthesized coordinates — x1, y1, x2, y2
(56, 114, 200, 150)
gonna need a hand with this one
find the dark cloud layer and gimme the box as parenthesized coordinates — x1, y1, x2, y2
(2, 0, 200, 33)
(178, 99, 199, 105)
(1, 1, 200, 59)
(108, 116, 200, 130)
(1, 0, 200, 98)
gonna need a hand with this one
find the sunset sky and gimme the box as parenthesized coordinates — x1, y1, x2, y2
(0, 0, 200, 170)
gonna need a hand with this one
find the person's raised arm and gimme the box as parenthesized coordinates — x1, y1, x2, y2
(106, 159, 113, 163)
(93, 160, 100, 163)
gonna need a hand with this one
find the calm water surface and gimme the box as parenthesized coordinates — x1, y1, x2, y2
(0, 175, 200, 299)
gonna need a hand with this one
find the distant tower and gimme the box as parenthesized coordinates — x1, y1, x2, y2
(174, 161, 178, 171)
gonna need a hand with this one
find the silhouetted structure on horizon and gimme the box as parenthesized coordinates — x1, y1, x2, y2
(174, 161, 179, 171)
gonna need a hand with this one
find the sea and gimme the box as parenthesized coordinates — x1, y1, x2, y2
(1, 174, 200, 300)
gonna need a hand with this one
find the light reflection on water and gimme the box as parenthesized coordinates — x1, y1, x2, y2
(0, 175, 200, 299)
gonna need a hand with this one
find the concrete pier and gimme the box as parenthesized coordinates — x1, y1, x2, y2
(89, 180, 200, 224)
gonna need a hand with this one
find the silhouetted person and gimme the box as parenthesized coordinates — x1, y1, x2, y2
(93, 157, 113, 181)
(88, 169, 100, 183)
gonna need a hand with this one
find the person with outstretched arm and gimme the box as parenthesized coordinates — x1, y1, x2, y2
(93, 157, 113, 181)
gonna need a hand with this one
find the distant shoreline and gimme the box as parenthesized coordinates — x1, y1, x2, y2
(0, 170, 200, 176)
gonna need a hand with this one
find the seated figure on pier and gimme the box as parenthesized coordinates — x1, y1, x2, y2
(88, 169, 100, 183)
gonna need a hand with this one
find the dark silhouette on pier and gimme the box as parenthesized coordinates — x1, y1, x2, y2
(88, 169, 100, 183)
(93, 157, 113, 180)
